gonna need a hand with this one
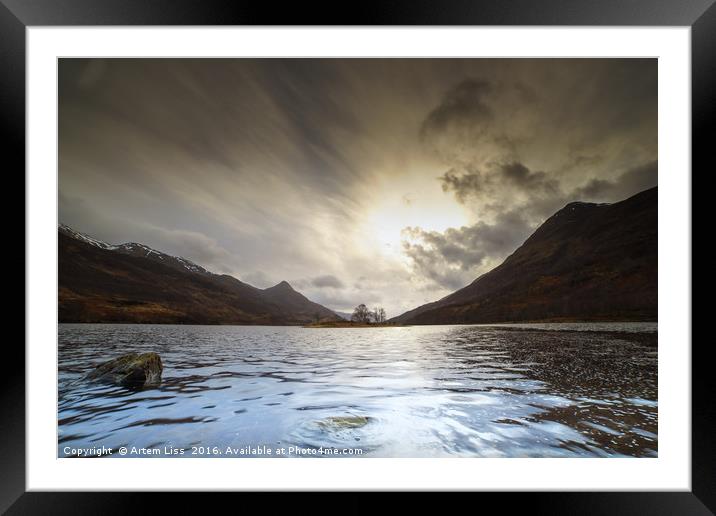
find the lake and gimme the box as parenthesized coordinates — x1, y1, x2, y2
(58, 323, 657, 458)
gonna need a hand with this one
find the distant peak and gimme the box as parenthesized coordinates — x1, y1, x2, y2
(267, 280, 294, 292)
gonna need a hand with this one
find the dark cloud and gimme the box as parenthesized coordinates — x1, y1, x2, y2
(574, 161, 658, 202)
(311, 275, 346, 289)
(439, 166, 483, 203)
(420, 79, 494, 154)
(500, 162, 559, 193)
(418, 78, 532, 167)
(440, 161, 560, 207)
(402, 211, 533, 290)
(422, 61, 656, 189)
(291, 274, 345, 290)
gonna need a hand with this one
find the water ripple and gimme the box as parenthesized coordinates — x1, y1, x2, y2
(58, 322, 657, 458)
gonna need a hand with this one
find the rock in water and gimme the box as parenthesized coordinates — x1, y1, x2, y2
(317, 416, 371, 429)
(87, 352, 163, 387)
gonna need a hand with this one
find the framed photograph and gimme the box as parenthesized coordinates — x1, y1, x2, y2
(6, 0, 711, 512)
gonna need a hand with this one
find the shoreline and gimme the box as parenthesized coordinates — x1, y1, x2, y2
(57, 319, 657, 327)
(303, 322, 404, 328)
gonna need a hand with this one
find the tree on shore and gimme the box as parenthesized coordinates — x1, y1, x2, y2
(372, 307, 387, 323)
(351, 304, 371, 323)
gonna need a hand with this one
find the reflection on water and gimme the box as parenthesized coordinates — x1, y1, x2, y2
(58, 323, 657, 458)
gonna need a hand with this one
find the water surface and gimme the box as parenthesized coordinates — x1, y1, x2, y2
(58, 323, 657, 458)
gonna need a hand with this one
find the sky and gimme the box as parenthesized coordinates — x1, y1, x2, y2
(59, 58, 657, 317)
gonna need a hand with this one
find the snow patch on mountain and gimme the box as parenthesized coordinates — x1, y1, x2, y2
(59, 224, 212, 275)
(59, 224, 117, 250)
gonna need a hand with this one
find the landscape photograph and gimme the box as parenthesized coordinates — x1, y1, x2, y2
(58, 58, 657, 458)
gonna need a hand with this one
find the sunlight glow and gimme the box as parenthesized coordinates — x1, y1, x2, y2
(365, 169, 470, 260)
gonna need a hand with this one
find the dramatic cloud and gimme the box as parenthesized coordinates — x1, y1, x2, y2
(59, 58, 657, 314)
(420, 79, 495, 161)
(399, 63, 657, 290)
(439, 166, 483, 204)
(402, 211, 533, 290)
(440, 161, 561, 214)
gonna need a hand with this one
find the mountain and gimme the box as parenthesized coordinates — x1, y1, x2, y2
(60, 224, 211, 275)
(394, 187, 657, 325)
(261, 280, 346, 323)
(58, 226, 341, 325)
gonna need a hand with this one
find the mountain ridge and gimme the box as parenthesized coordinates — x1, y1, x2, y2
(58, 225, 341, 325)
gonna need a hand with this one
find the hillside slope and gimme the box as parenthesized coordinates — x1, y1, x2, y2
(394, 187, 657, 324)
(58, 229, 340, 325)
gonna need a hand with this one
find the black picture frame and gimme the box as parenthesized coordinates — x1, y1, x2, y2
(4, 0, 711, 513)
